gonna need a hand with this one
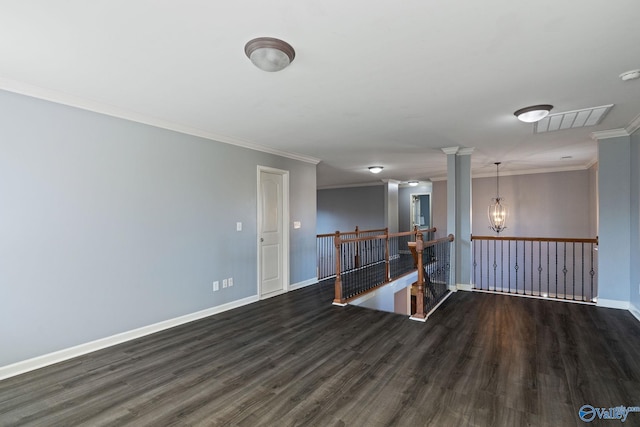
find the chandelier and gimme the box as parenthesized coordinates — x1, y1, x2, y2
(488, 162, 508, 233)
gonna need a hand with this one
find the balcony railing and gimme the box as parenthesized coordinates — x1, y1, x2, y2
(317, 227, 387, 280)
(471, 235, 598, 303)
(410, 234, 455, 320)
(327, 227, 436, 304)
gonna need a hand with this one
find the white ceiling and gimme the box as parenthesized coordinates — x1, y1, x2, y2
(1, 1, 639, 188)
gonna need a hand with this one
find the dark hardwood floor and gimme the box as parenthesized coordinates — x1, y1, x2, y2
(2, 283, 640, 427)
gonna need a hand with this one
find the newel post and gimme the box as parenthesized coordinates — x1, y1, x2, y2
(333, 231, 346, 305)
(412, 231, 427, 320)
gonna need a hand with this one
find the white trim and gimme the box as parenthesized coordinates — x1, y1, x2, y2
(429, 164, 595, 182)
(591, 128, 630, 140)
(409, 288, 455, 322)
(332, 302, 348, 307)
(448, 284, 458, 292)
(441, 147, 459, 155)
(457, 147, 475, 156)
(257, 166, 290, 300)
(317, 181, 385, 190)
(0, 78, 320, 165)
(472, 289, 596, 305)
(597, 298, 630, 310)
(457, 283, 474, 291)
(290, 277, 318, 291)
(627, 113, 640, 135)
(0, 295, 259, 381)
(630, 303, 640, 323)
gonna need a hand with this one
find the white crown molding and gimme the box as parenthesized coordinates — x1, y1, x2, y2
(430, 163, 594, 181)
(0, 78, 321, 165)
(584, 157, 598, 170)
(381, 179, 401, 185)
(627, 113, 640, 135)
(441, 146, 459, 155)
(591, 128, 629, 140)
(457, 147, 475, 156)
(317, 181, 385, 190)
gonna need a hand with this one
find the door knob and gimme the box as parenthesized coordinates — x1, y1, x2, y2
(260, 238, 264, 242)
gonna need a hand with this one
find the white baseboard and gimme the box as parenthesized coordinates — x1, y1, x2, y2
(0, 295, 259, 381)
(290, 277, 318, 291)
(456, 283, 473, 292)
(597, 299, 631, 310)
(629, 303, 640, 323)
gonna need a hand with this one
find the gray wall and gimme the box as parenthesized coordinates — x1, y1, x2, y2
(433, 169, 595, 239)
(598, 136, 631, 303)
(317, 185, 385, 234)
(0, 90, 317, 366)
(472, 170, 594, 238)
(432, 181, 447, 239)
(631, 130, 640, 311)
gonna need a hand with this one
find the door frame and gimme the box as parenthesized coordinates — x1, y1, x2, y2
(256, 166, 290, 299)
(410, 192, 432, 229)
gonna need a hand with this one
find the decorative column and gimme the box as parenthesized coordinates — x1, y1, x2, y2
(441, 146, 473, 291)
(442, 147, 458, 290)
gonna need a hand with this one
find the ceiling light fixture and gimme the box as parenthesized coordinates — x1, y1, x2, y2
(514, 104, 553, 123)
(408, 181, 419, 186)
(244, 37, 295, 72)
(620, 69, 640, 81)
(369, 166, 384, 174)
(488, 162, 508, 234)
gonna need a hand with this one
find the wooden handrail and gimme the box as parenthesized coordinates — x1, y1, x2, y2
(317, 227, 387, 238)
(337, 227, 436, 245)
(471, 235, 597, 244)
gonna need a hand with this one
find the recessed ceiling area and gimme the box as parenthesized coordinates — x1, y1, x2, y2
(0, 1, 639, 188)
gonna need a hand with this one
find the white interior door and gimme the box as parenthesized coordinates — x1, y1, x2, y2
(258, 168, 288, 298)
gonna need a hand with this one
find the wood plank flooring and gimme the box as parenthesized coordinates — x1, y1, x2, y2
(1, 283, 640, 426)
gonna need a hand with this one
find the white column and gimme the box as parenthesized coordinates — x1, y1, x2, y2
(456, 148, 474, 289)
(442, 147, 457, 290)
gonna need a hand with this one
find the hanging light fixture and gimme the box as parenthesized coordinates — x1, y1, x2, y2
(488, 162, 508, 233)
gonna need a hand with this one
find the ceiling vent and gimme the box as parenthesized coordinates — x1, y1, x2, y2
(534, 104, 613, 133)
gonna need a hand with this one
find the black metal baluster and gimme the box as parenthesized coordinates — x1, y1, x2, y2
(473, 239, 477, 289)
(563, 243, 568, 299)
(530, 241, 534, 296)
(572, 242, 576, 300)
(555, 242, 558, 298)
(514, 240, 519, 294)
(508, 240, 512, 293)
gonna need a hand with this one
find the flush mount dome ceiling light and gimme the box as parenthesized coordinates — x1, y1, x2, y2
(369, 166, 384, 174)
(514, 104, 553, 123)
(244, 37, 295, 72)
(408, 181, 419, 186)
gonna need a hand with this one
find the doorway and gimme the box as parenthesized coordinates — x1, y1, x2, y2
(411, 193, 432, 236)
(257, 166, 289, 299)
